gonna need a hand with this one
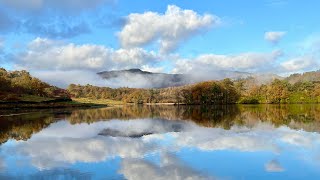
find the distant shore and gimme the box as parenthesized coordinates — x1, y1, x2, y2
(0, 100, 107, 109)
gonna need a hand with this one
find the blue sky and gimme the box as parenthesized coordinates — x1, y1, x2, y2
(0, 0, 319, 87)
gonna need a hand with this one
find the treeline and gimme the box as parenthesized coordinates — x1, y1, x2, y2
(68, 79, 240, 104)
(236, 78, 320, 104)
(0, 68, 69, 101)
(68, 76, 320, 104)
(3, 67, 320, 104)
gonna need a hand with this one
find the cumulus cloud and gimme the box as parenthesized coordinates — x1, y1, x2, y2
(265, 159, 285, 172)
(15, 38, 158, 71)
(264, 31, 287, 44)
(278, 34, 320, 74)
(12, 38, 159, 87)
(118, 5, 220, 53)
(172, 50, 283, 79)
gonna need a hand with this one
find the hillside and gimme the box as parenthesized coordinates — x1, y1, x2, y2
(3, 67, 320, 105)
(70, 69, 320, 105)
(0, 68, 70, 102)
(285, 70, 320, 84)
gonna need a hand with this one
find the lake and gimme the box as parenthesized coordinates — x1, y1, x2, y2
(1, 104, 320, 179)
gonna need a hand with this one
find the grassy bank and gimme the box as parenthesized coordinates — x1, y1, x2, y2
(0, 97, 108, 109)
(72, 98, 124, 106)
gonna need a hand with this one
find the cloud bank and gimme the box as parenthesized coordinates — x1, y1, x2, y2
(172, 50, 283, 79)
(12, 38, 160, 87)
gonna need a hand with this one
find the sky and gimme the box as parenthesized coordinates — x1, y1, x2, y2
(0, 0, 320, 87)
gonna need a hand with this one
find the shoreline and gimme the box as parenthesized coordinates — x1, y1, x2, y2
(1, 101, 320, 110)
(0, 101, 107, 110)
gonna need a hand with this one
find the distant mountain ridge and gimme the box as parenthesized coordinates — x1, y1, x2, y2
(97, 68, 259, 88)
(97, 69, 192, 88)
(97, 69, 320, 87)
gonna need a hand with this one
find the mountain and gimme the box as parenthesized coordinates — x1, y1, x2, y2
(97, 69, 192, 88)
(97, 68, 284, 88)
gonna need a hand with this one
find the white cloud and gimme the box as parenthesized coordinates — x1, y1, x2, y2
(278, 34, 320, 74)
(280, 56, 317, 72)
(12, 38, 160, 87)
(30, 70, 107, 88)
(118, 5, 220, 53)
(264, 31, 287, 44)
(172, 50, 283, 78)
(15, 37, 158, 72)
(141, 65, 164, 73)
(265, 159, 285, 172)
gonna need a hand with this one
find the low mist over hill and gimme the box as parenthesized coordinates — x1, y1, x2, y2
(97, 68, 254, 88)
(98, 69, 192, 88)
(285, 70, 320, 84)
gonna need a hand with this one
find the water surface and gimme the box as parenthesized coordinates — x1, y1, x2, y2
(1, 105, 320, 179)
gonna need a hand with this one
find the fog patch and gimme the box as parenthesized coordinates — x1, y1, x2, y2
(31, 70, 107, 88)
(98, 69, 253, 88)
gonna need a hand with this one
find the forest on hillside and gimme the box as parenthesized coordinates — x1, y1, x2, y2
(68, 71, 320, 104)
(2, 67, 320, 104)
(0, 68, 69, 102)
(68, 79, 240, 104)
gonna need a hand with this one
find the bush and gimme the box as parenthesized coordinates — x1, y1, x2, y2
(239, 98, 260, 104)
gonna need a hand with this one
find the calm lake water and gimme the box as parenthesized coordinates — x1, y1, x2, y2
(1, 105, 320, 179)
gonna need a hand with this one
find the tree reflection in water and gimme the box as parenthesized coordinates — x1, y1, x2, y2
(1, 104, 320, 144)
